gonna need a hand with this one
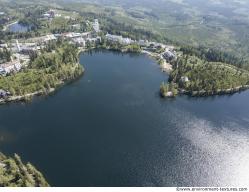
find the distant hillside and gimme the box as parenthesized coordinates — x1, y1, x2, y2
(2, 0, 249, 63)
(53, 0, 249, 60)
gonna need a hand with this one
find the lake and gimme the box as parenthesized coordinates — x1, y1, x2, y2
(0, 50, 249, 186)
(8, 22, 30, 33)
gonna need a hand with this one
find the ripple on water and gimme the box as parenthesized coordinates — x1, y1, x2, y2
(158, 108, 249, 186)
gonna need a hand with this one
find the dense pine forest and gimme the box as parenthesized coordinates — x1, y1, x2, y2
(163, 55, 249, 96)
(0, 153, 49, 187)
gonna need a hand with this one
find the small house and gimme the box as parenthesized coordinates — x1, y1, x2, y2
(72, 37, 86, 47)
(0, 60, 22, 75)
(0, 89, 10, 98)
(163, 50, 176, 61)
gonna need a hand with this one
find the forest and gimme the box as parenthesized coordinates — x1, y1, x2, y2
(166, 55, 249, 96)
(0, 47, 11, 63)
(180, 46, 248, 70)
(0, 153, 49, 187)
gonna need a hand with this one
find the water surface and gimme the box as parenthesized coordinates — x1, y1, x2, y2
(8, 22, 30, 33)
(0, 50, 249, 186)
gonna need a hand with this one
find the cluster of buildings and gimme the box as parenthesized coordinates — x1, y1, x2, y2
(105, 33, 176, 59)
(0, 60, 22, 76)
(163, 48, 177, 62)
(42, 9, 62, 20)
(105, 34, 177, 61)
(137, 40, 150, 47)
(42, 9, 85, 21)
(43, 10, 55, 19)
(0, 14, 178, 78)
(105, 34, 135, 45)
(0, 30, 100, 56)
(0, 30, 102, 77)
(60, 32, 101, 46)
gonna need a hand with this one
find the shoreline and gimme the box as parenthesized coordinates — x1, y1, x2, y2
(80, 47, 173, 72)
(161, 83, 249, 98)
(1, 47, 248, 103)
(141, 50, 172, 73)
(0, 63, 84, 105)
(181, 85, 249, 97)
(0, 88, 56, 105)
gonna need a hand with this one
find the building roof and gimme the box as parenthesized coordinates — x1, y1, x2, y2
(0, 89, 9, 95)
(0, 60, 20, 69)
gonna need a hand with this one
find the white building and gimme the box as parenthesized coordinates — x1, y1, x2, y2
(0, 60, 22, 75)
(64, 16, 71, 20)
(122, 37, 134, 45)
(86, 37, 101, 44)
(72, 37, 86, 47)
(81, 32, 91, 38)
(105, 34, 134, 45)
(163, 50, 176, 61)
(44, 34, 57, 42)
(0, 44, 8, 48)
(138, 40, 149, 47)
(43, 10, 55, 19)
(93, 19, 100, 33)
(43, 13, 50, 18)
(106, 34, 122, 42)
(149, 42, 165, 49)
(62, 32, 81, 39)
(181, 76, 189, 83)
(72, 24, 80, 30)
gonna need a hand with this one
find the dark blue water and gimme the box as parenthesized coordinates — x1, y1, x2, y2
(8, 22, 30, 33)
(0, 50, 249, 186)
